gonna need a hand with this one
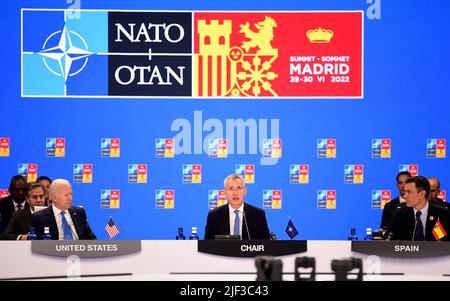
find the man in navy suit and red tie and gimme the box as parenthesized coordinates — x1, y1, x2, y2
(387, 176, 450, 241)
(204, 174, 270, 240)
(0, 175, 28, 235)
(31, 179, 96, 240)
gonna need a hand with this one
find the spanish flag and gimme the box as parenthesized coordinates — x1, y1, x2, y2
(432, 219, 447, 240)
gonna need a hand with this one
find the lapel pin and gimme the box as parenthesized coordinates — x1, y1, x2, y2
(430, 216, 434, 221)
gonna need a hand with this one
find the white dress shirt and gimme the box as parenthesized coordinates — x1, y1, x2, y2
(52, 204, 79, 240)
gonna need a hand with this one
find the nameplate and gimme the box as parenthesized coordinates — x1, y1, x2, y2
(31, 240, 141, 258)
(352, 241, 450, 258)
(198, 240, 307, 257)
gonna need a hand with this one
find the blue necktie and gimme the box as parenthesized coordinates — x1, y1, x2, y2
(233, 209, 240, 236)
(413, 211, 425, 241)
(60, 211, 74, 240)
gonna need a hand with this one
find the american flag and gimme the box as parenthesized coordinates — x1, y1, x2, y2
(105, 217, 120, 239)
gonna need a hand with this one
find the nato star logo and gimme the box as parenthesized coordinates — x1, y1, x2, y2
(128, 164, 138, 175)
(22, 9, 108, 96)
(39, 25, 92, 82)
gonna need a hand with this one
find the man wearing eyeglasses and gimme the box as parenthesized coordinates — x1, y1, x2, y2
(204, 174, 270, 240)
(3, 182, 46, 240)
(0, 175, 27, 235)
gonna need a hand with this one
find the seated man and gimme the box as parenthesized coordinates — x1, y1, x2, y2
(36, 176, 52, 206)
(428, 177, 450, 209)
(380, 171, 411, 230)
(4, 182, 46, 240)
(204, 174, 270, 240)
(387, 176, 450, 241)
(31, 179, 96, 240)
(0, 175, 28, 235)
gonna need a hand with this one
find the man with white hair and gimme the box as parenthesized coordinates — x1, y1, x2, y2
(204, 174, 270, 240)
(31, 179, 96, 240)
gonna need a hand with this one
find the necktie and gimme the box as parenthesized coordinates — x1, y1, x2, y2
(233, 209, 240, 236)
(60, 211, 74, 240)
(16, 204, 22, 211)
(413, 211, 425, 241)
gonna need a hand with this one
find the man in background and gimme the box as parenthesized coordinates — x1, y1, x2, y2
(37, 176, 52, 206)
(0, 175, 28, 235)
(380, 171, 412, 230)
(3, 183, 46, 240)
(428, 177, 450, 210)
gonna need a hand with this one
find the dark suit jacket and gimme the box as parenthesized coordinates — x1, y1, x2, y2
(3, 208, 32, 240)
(387, 202, 450, 241)
(380, 197, 405, 229)
(31, 206, 96, 240)
(0, 196, 28, 235)
(204, 203, 270, 240)
(430, 199, 450, 210)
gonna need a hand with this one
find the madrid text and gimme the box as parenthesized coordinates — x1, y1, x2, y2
(289, 55, 351, 83)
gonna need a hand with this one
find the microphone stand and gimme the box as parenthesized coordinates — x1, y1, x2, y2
(242, 211, 251, 240)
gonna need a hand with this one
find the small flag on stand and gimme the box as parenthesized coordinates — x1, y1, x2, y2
(432, 219, 447, 240)
(105, 216, 120, 239)
(285, 217, 299, 240)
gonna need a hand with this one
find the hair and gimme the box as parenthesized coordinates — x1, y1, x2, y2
(428, 177, 441, 189)
(223, 174, 246, 189)
(8, 175, 27, 191)
(396, 171, 412, 182)
(36, 176, 52, 184)
(405, 176, 431, 199)
(49, 179, 71, 197)
(26, 182, 45, 196)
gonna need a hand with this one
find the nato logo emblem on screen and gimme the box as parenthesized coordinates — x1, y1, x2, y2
(22, 10, 106, 97)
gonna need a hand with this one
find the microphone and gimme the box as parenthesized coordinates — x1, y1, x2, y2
(69, 224, 78, 240)
(411, 219, 417, 241)
(270, 232, 277, 240)
(242, 211, 251, 240)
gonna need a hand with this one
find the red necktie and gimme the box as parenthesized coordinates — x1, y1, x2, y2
(16, 204, 22, 211)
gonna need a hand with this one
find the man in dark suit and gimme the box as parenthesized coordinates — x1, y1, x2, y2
(428, 177, 450, 209)
(380, 171, 412, 230)
(31, 179, 96, 240)
(3, 182, 46, 240)
(36, 176, 52, 206)
(387, 176, 450, 241)
(204, 174, 270, 240)
(0, 175, 28, 235)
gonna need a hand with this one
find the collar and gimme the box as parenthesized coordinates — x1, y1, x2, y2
(228, 203, 244, 214)
(12, 199, 26, 207)
(414, 201, 429, 217)
(52, 204, 67, 215)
